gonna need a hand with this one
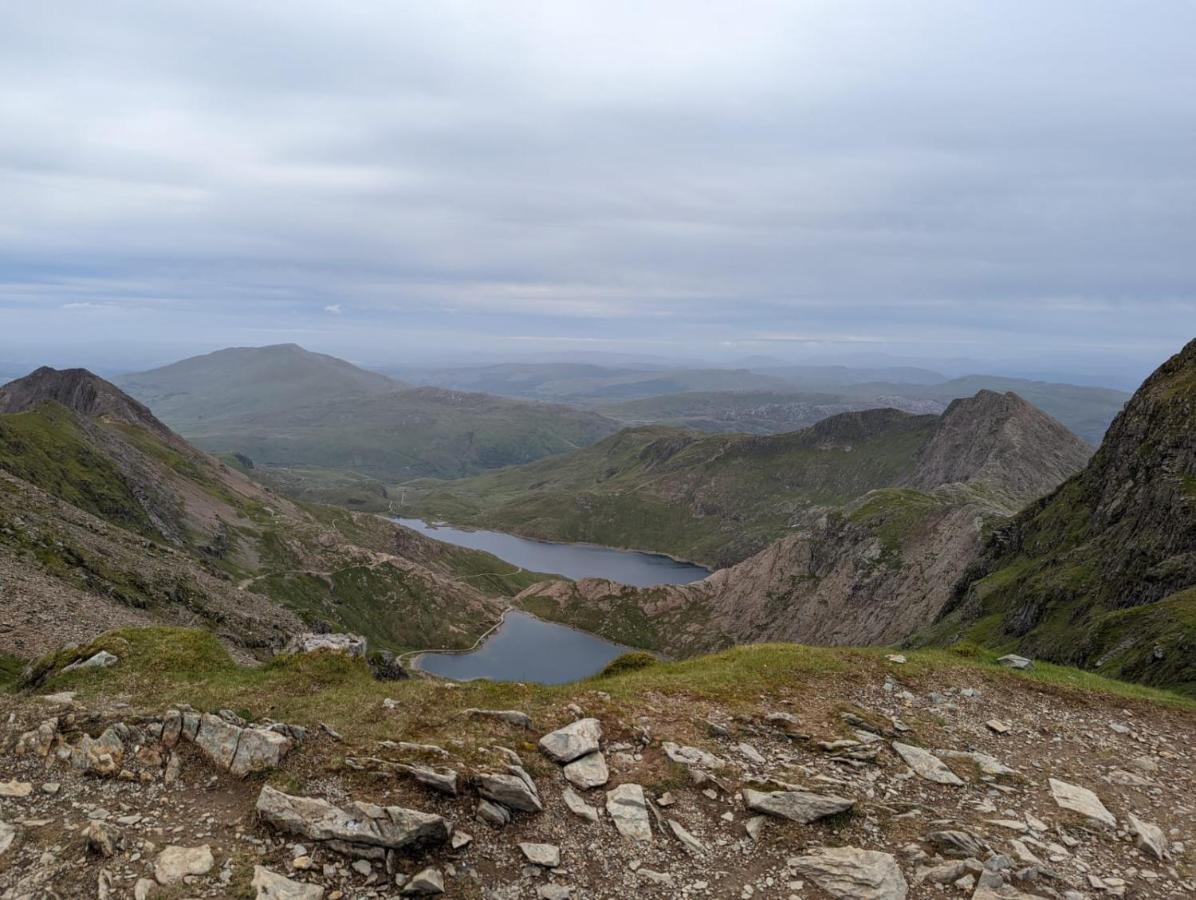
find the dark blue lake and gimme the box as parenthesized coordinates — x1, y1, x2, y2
(413, 610, 634, 684)
(394, 518, 710, 587)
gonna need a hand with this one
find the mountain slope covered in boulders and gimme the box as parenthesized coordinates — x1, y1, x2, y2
(0, 629, 1191, 898)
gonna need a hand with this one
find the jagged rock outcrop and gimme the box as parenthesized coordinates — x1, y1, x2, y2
(939, 338, 1196, 689)
(515, 390, 1091, 656)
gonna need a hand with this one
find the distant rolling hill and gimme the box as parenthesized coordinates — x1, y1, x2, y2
(118, 346, 620, 480)
(392, 361, 1129, 444)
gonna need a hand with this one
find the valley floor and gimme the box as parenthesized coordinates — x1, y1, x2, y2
(0, 631, 1193, 899)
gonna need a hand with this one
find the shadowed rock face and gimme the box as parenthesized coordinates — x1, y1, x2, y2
(514, 388, 1093, 657)
(0, 367, 174, 439)
(943, 338, 1196, 688)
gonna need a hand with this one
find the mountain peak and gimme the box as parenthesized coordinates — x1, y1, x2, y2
(907, 388, 1093, 506)
(0, 366, 172, 436)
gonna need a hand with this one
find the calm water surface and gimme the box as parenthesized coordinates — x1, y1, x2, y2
(394, 517, 709, 587)
(414, 611, 633, 684)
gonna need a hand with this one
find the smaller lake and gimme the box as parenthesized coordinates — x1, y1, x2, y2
(414, 611, 634, 684)
(395, 518, 710, 587)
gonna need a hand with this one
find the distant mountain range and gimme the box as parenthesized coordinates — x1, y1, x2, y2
(390, 360, 1129, 444)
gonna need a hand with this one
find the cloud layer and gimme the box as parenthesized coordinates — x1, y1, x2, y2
(2, 1, 1194, 374)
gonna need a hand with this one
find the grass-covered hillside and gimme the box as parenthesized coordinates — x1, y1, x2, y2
(925, 339, 1196, 694)
(405, 392, 1090, 569)
(0, 367, 554, 659)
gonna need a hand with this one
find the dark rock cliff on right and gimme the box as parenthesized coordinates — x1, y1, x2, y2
(926, 338, 1196, 694)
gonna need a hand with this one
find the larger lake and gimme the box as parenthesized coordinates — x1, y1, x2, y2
(394, 518, 710, 587)
(414, 610, 634, 684)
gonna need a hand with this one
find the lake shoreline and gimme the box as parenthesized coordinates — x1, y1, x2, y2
(391, 515, 713, 581)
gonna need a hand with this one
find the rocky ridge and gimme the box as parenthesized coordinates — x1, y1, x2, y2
(0, 639, 1191, 898)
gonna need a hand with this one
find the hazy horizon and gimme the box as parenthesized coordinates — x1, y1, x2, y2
(3, 2, 1195, 389)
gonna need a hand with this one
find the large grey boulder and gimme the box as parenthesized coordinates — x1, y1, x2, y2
(255, 786, 450, 851)
(1048, 778, 1116, 828)
(401, 867, 444, 895)
(661, 741, 726, 770)
(892, 742, 964, 785)
(252, 865, 324, 899)
(283, 633, 367, 658)
(742, 788, 855, 823)
(466, 709, 533, 729)
(562, 787, 600, 823)
(477, 770, 542, 813)
(231, 728, 294, 777)
(997, 654, 1033, 669)
(519, 842, 561, 868)
(789, 847, 908, 900)
(606, 783, 652, 841)
(155, 845, 214, 885)
(539, 718, 602, 763)
(70, 727, 125, 776)
(563, 752, 609, 790)
(1128, 813, 1169, 860)
(63, 650, 119, 672)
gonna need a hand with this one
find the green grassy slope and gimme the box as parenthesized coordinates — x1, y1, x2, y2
(926, 339, 1196, 693)
(404, 409, 939, 567)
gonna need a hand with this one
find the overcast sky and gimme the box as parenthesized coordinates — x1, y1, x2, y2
(2, 1, 1194, 382)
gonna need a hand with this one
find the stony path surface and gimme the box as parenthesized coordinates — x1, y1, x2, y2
(1, 658, 1193, 899)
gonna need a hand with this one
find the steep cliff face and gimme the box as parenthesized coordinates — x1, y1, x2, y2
(933, 339, 1196, 691)
(516, 390, 1091, 656)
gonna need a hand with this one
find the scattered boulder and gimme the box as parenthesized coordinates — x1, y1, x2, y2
(401, 867, 444, 895)
(466, 708, 533, 729)
(0, 821, 13, 859)
(62, 650, 119, 672)
(83, 821, 123, 857)
(0, 780, 32, 798)
(1128, 813, 1169, 860)
(892, 742, 964, 785)
(789, 847, 908, 900)
(397, 764, 459, 797)
(255, 786, 451, 852)
(519, 842, 561, 868)
(563, 751, 609, 789)
(252, 865, 324, 899)
(606, 783, 652, 841)
(155, 844, 214, 885)
(742, 788, 855, 823)
(283, 633, 367, 658)
(562, 787, 600, 823)
(661, 741, 726, 770)
(539, 718, 602, 763)
(1049, 778, 1116, 828)
(668, 819, 707, 856)
(70, 727, 125, 776)
(926, 830, 990, 858)
(935, 749, 1015, 778)
(477, 769, 543, 813)
(997, 654, 1033, 670)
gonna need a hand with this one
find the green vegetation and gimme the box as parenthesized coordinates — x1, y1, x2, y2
(0, 403, 158, 537)
(404, 412, 939, 567)
(847, 488, 943, 558)
(18, 629, 1189, 754)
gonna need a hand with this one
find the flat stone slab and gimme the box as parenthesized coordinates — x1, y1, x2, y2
(606, 783, 652, 841)
(519, 842, 561, 867)
(789, 847, 908, 900)
(1049, 778, 1116, 828)
(252, 865, 324, 899)
(539, 718, 602, 763)
(742, 788, 854, 823)
(255, 786, 451, 850)
(563, 751, 609, 790)
(155, 845, 214, 885)
(893, 742, 964, 785)
(661, 741, 726, 770)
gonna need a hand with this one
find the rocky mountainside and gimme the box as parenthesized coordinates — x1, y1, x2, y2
(410, 391, 1091, 572)
(928, 338, 1196, 692)
(0, 630, 1191, 898)
(0, 368, 547, 659)
(511, 393, 1092, 657)
(119, 345, 621, 481)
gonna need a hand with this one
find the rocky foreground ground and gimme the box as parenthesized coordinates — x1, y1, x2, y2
(0, 637, 1193, 899)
